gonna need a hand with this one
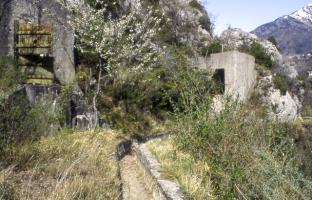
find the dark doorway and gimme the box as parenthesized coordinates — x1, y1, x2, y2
(212, 69, 225, 94)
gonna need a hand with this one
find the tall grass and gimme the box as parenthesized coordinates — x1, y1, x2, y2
(170, 82, 312, 199)
(0, 130, 122, 200)
(145, 63, 312, 199)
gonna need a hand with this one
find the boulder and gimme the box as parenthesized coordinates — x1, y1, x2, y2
(69, 90, 98, 130)
(257, 75, 301, 122)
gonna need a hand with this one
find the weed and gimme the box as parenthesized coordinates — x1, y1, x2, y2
(0, 130, 122, 199)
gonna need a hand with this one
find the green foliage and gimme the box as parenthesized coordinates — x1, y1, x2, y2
(199, 15, 212, 32)
(0, 56, 25, 93)
(268, 36, 278, 46)
(98, 46, 214, 135)
(240, 42, 275, 69)
(0, 95, 66, 168)
(188, 0, 212, 32)
(169, 74, 312, 199)
(189, 0, 205, 12)
(201, 40, 222, 56)
(273, 74, 293, 95)
(85, 0, 121, 18)
(0, 97, 60, 144)
(157, 15, 179, 45)
(302, 105, 312, 117)
(173, 97, 312, 199)
(0, 182, 16, 200)
(0, 130, 122, 199)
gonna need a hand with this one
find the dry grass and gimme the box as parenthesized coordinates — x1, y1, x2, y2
(0, 130, 123, 200)
(147, 112, 312, 200)
(146, 137, 215, 200)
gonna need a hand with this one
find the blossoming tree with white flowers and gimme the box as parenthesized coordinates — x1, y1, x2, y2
(58, 0, 166, 129)
(62, 0, 165, 73)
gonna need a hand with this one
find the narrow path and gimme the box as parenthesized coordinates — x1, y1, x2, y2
(120, 154, 154, 200)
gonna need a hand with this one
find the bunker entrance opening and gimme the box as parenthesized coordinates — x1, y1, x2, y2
(213, 69, 225, 94)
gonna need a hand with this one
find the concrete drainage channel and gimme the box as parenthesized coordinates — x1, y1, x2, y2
(116, 135, 186, 200)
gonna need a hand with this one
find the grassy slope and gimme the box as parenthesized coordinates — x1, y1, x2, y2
(147, 137, 214, 200)
(0, 130, 123, 200)
(147, 122, 312, 200)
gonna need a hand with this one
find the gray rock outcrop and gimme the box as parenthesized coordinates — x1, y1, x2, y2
(121, 0, 213, 47)
(281, 54, 312, 79)
(220, 28, 282, 63)
(69, 91, 98, 130)
(0, 0, 75, 85)
(257, 75, 301, 122)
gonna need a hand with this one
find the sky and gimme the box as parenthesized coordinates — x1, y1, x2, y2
(203, 0, 312, 35)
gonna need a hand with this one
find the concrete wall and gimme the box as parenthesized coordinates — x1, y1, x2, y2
(0, 0, 75, 85)
(209, 51, 257, 102)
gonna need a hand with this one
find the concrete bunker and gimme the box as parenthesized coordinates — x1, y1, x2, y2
(209, 51, 257, 102)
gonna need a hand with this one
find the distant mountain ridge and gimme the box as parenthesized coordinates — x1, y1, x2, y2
(252, 4, 312, 55)
(289, 4, 312, 26)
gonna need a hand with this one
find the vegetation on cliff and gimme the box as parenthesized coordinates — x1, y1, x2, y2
(0, 0, 312, 199)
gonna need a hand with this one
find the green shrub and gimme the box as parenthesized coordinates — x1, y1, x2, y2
(173, 99, 312, 199)
(199, 15, 212, 32)
(0, 96, 61, 144)
(189, 0, 205, 12)
(201, 40, 223, 56)
(302, 105, 312, 117)
(98, 47, 214, 135)
(85, 0, 121, 18)
(240, 42, 274, 69)
(0, 56, 25, 93)
(170, 76, 312, 199)
(273, 74, 293, 95)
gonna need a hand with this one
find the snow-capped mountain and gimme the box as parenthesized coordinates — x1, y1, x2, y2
(289, 4, 312, 26)
(252, 4, 312, 55)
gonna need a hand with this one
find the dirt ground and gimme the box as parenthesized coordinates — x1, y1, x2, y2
(120, 154, 154, 200)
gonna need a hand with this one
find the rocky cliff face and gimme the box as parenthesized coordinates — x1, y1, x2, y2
(121, 0, 213, 47)
(251, 4, 312, 111)
(218, 28, 303, 121)
(256, 75, 301, 122)
(252, 4, 312, 56)
(220, 28, 282, 62)
(281, 54, 312, 78)
(158, 0, 213, 46)
(0, 0, 75, 85)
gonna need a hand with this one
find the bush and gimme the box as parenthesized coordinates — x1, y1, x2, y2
(0, 56, 25, 93)
(273, 74, 293, 95)
(201, 40, 222, 56)
(199, 15, 212, 33)
(173, 98, 312, 199)
(240, 42, 274, 69)
(170, 74, 312, 199)
(302, 105, 312, 117)
(98, 47, 214, 135)
(0, 96, 61, 144)
(189, 0, 205, 12)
